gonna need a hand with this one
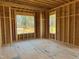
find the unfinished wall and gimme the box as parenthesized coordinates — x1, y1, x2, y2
(35, 12, 40, 38)
(16, 9, 38, 40)
(55, 0, 79, 46)
(0, 5, 42, 45)
(0, 6, 16, 45)
(0, 14, 2, 46)
(49, 12, 56, 39)
(42, 11, 49, 38)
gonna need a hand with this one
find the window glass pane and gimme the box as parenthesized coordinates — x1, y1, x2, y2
(49, 14, 56, 34)
(16, 15, 35, 34)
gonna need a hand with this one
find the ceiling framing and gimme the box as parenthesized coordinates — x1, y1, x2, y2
(2, 0, 74, 9)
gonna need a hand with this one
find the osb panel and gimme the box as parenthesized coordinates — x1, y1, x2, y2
(56, 17, 60, 41)
(64, 16, 69, 42)
(1, 18, 5, 44)
(11, 18, 16, 41)
(60, 7, 64, 17)
(0, 18, 2, 46)
(42, 11, 49, 38)
(4, 6, 9, 17)
(52, 1, 79, 46)
(11, 9, 15, 18)
(35, 12, 40, 38)
(76, 1, 79, 14)
(45, 20, 49, 38)
(75, 15, 79, 46)
(5, 18, 11, 44)
(56, 3, 76, 46)
(69, 16, 74, 44)
(0, 6, 3, 17)
(64, 5, 69, 17)
(56, 9, 60, 17)
(42, 20, 46, 38)
(69, 4, 75, 15)
(60, 18, 64, 41)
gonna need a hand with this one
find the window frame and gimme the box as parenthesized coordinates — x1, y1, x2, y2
(16, 13, 35, 35)
(49, 12, 56, 34)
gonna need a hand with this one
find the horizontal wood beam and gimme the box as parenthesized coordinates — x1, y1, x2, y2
(49, 0, 76, 12)
(0, 1, 46, 12)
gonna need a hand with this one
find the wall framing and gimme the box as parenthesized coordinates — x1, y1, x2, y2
(50, 0, 79, 46)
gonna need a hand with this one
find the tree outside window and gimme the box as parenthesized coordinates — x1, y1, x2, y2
(16, 15, 35, 34)
(49, 14, 56, 34)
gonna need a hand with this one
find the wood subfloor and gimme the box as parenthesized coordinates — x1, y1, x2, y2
(0, 39, 79, 59)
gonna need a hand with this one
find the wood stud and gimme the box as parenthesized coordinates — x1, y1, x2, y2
(0, 0, 79, 46)
(55, 0, 79, 46)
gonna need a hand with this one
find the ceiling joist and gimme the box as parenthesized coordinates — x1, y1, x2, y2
(1, 0, 74, 11)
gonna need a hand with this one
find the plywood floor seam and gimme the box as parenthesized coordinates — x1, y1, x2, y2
(0, 39, 79, 59)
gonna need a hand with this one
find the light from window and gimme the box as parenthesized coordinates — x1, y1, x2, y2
(16, 15, 35, 34)
(49, 14, 56, 34)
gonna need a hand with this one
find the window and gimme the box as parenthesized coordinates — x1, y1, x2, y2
(16, 15, 35, 34)
(49, 14, 56, 34)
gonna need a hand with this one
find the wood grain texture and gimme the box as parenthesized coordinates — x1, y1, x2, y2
(0, 39, 79, 59)
(55, 1, 79, 46)
(42, 11, 49, 38)
(4, 0, 74, 9)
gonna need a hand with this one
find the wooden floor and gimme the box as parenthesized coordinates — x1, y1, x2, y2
(0, 39, 79, 59)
